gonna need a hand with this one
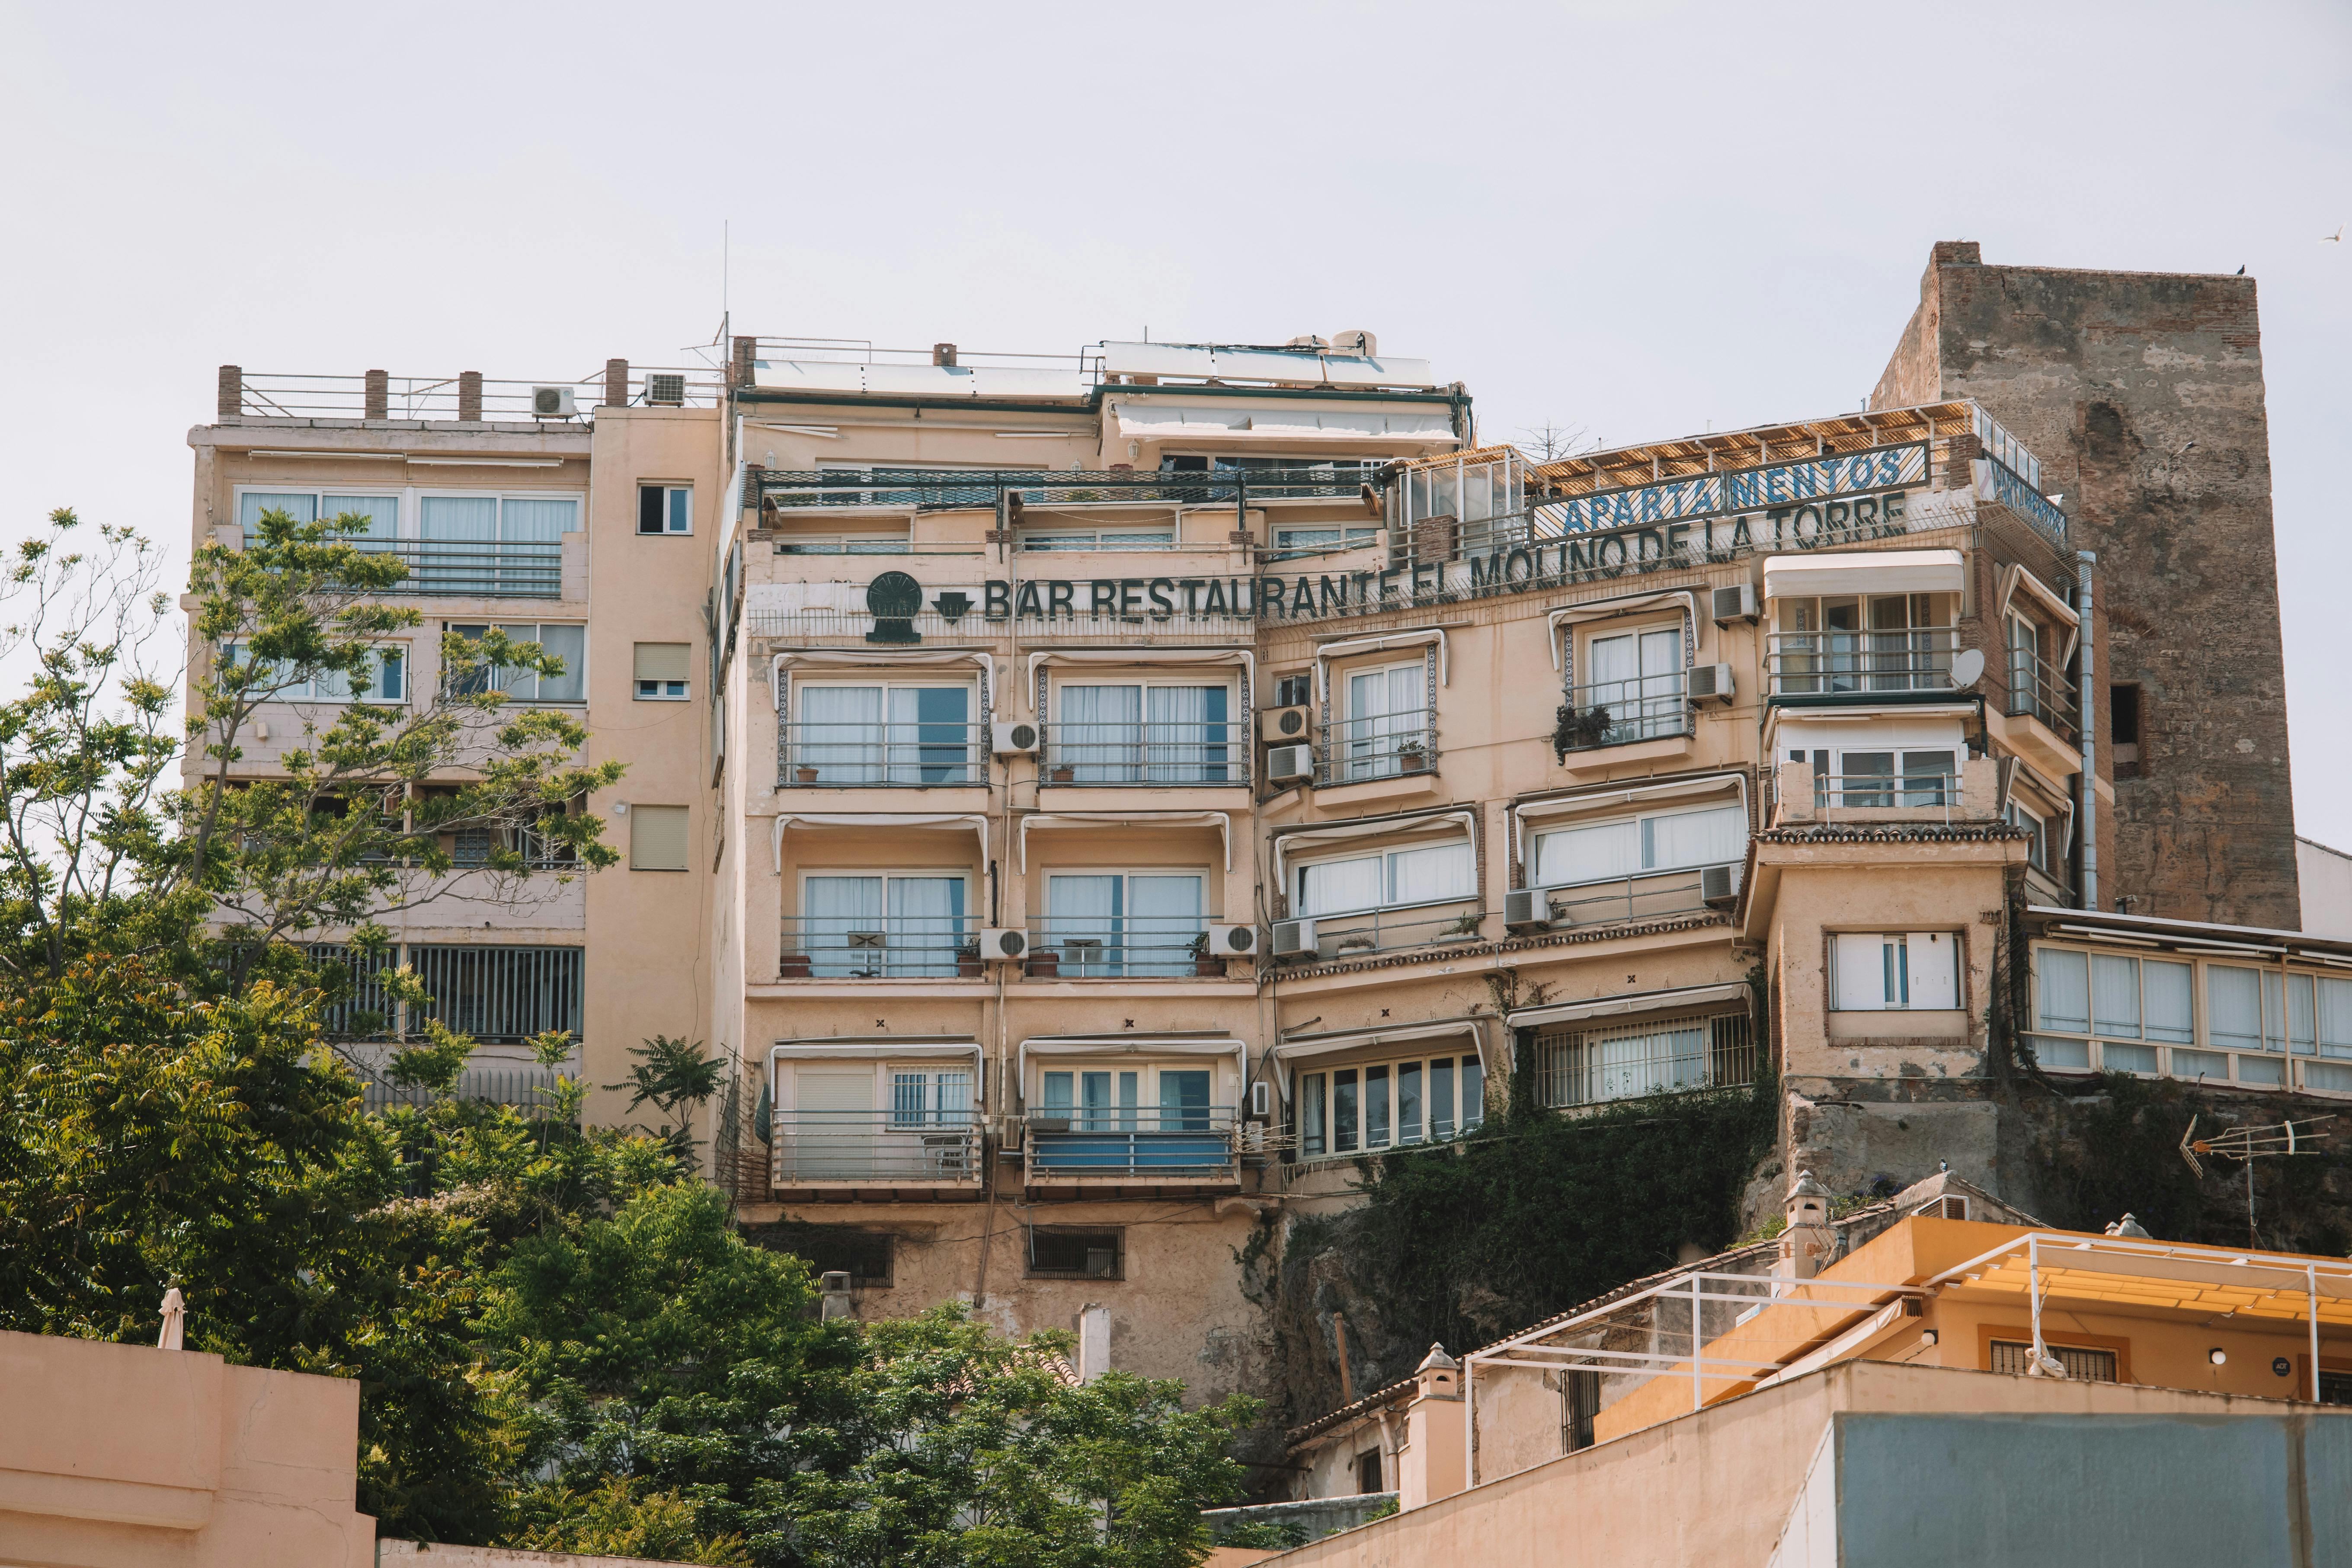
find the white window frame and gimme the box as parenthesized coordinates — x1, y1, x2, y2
(1574, 618, 1688, 742)
(1829, 930, 1962, 1012)
(1530, 798, 1747, 892)
(638, 483, 693, 536)
(1271, 523, 1383, 560)
(220, 641, 408, 704)
(1040, 866, 1210, 977)
(1032, 1059, 1223, 1130)
(1291, 836, 1475, 919)
(1018, 525, 1178, 553)
(2007, 800, 2050, 872)
(1337, 657, 1432, 781)
(447, 621, 587, 706)
(230, 486, 404, 545)
(633, 642, 692, 703)
(795, 867, 975, 977)
(1295, 1050, 1485, 1158)
(1045, 674, 1239, 785)
(790, 678, 981, 785)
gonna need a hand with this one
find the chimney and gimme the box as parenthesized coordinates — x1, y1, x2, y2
(1076, 1304, 1111, 1382)
(1930, 240, 1983, 267)
(363, 368, 388, 420)
(217, 365, 243, 420)
(933, 342, 958, 368)
(819, 1270, 855, 1321)
(457, 371, 482, 422)
(603, 358, 629, 409)
(1942, 429, 1982, 490)
(1778, 1171, 1835, 1280)
(732, 336, 756, 390)
(1398, 1343, 1465, 1510)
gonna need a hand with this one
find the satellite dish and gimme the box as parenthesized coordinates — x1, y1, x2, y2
(1950, 648, 1986, 688)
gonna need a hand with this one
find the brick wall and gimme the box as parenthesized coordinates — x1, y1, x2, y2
(1872, 243, 2299, 928)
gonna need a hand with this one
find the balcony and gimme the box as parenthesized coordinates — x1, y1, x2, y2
(1277, 901, 1487, 963)
(1765, 628, 1958, 700)
(754, 466, 1376, 514)
(1024, 917, 1225, 979)
(1533, 1011, 1757, 1109)
(780, 722, 987, 787)
(780, 917, 977, 979)
(1768, 757, 2003, 828)
(1557, 672, 1694, 754)
(322, 540, 566, 599)
(1316, 709, 1437, 786)
(1524, 866, 1737, 932)
(2006, 650, 2080, 742)
(1042, 721, 1243, 787)
(1024, 1105, 1239, 1186)
(770, 1108, 982, 1190)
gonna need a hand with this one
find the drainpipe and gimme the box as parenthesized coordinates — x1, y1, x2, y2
(2075, 550, 2098, 911)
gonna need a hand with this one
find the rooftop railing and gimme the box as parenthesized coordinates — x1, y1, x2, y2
(226, 367, 723, 421)
(770, 1108, 982, 1185)
(1766, 628, 1958, 698)
(780, 722, 987, 787)
(1559, 672, 1693, 752)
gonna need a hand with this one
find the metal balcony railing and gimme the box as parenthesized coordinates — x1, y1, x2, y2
(1043, 721, 1242, 786)
(1318, 708, 1437, 784)
(408, 944, 586, 1042)
(361, 1065, 573, 1116)
(779, 917, 976, 979)
(754, 467, 1374, 513)
(1530, 867, 1734, 929)
(1558, 672, 1693, 752)
(781, 722, 986, 787)
(770, 1108, 981, 1184)
(1534, 1012, 1756, 1108)
(1280, 901, 1486, 961)
(300, 540, 566, 599)
(1024, 917, 1219, 979)
(1766, 628, 1958, 698)
(2006, 651, 2080, 739)
(1026, 1106, 1238, 1178)
(1813, 769, 1961, 817)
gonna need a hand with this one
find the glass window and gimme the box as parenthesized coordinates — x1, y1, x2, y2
(1045, 871, 1203, 977)
(890, 1069, 972, 1128)
(1159, 1068, 1211, 1132)
(221, 643, 404, 703)
(1584, 626, 1683, 741)
(1298, 1054, 1477, 1157)
(2091, 954, 2141, 1039)
(1430, 1058, 1456, 1139)
(2144, 960, 2194, 1043)
(802, 874, 967, 977)
(2208, 965, 2264, 1052)
(1334, 1069, 1359, 1153)
(1051, 682, 1232, 784)
(1833, 932, 1959, 1010)
(1342, 662, 1427, 779)
(1300, 1071, 1327, 1156)
(2319, 976, 2352, 1058)
(2037, 948, 2090, 1034)
(1535, 803, 1745, 888)
(794, 683, 974, 784)
(1296, 840, 1473, 916)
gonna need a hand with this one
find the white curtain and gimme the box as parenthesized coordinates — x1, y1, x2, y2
(2144, 960, 2195, 1043)
(421, 497, 499, 593)
(1048, 874, 1119, 976)
(1347, 666, 1423, 778)
(1059, 685, 1142, 782)
(1593, 1023, 1705, 1100)
(526, 624, 585, 704)
(890, 875, 964, 976)
(323, 494, 398, 546)
(1536, 821, 1639, 887)
(806, 876, 883, 976)
(1641, 804, 1746, 872)
(1129, 874, 1201, 976)
(1388, 842, 1472, 905)
(2318, 977, 2352, 1056)
(2090, 954, 2142, 1038)
(1146, 685, 1220, 782)
(500, 497, 579, 540)
(801, 686, 883, 782)
(2208, 965, 2264, 1051)
(240, 491, 317, 542)
(1299, 854, 1383, 916)
(2036, 948, 2090, 1034)
(420, 496, 498, 540)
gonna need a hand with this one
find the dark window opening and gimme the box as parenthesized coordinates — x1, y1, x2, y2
(1028, 1227, 1122, 1279)
(1990, 1340, 2117, 1382)
(2111, 684, 2142, 776)
(2319, 1370, 2352, 1407)
(1564, 1368, 1600, 1453)
(739, 1222, 895, 1289)
(1355, 1449, 1384, 1494)
(1274, 673, 1312, 709)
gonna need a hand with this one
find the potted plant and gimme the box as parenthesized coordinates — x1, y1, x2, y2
(794, 763, 820, 785)
(1190, 930, 1224, 977)
(1436, 911, 1485, 944)
(1048, 762, 1075, 784)
(1336, 932, 1378, 954)
(956, 939, 983, 978)
(1027, 947, 1061, 979)
(1554, 704, 1614, 760)
(778, 952, 812, 978)
(1396, 741, 1427, 772)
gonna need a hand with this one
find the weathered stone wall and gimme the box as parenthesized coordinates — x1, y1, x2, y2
(1871, 241, 2298, 928)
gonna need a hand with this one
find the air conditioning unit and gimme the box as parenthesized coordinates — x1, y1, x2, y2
(1701, 864, 1742, 906)
(1205, 923, 1258, 956)
(644, 372, 686, 406)
(1259, 705, 1311, 742)
(1689, 662, 1737, 704)
(531, 385, 578, 419)
(1270, 918, 1318, 958)
(1504, 888, 1554, 932)
(1265, 744, 1315, 784)
(976, 928, 1027, 962)
(991, 719, 1040, 756)
(1712, 582, 1758, 624)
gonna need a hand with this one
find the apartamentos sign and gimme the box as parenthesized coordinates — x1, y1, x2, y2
(1535, 442, 1928, 533)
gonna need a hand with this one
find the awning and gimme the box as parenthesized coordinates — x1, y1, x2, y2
(1507, 981, 1750, 1030)
(1019, 811, 1232, 872)
(1110, 401, 1455, 441)
(770, 1039, 982, 1098)
(772, 812, 989, 873)
(1545, 591, 1698, 669)
(1314, 626, 1449, 700)
(1271, 807, 1478, 887)
(1762, 548, 1965, 599)
(1999, 563, 2083, 666)
(1510, 774, 1750, 868)
(1266, 1018, 1486, 1094)
(1028, 647, 1253, 689)
(1016, 1034, 1247, 1083)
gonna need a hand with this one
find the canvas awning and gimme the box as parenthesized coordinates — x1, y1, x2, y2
(1507, 981, 1750, 1030)
(1018, 811, 1232, 872)
(1762, 548, 1965, 599)
(771, 813, 988, 873)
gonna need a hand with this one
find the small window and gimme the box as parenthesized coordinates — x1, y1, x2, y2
(639, 484, 692, 535)
(2111, 682, 2142, 775)
(633, 642, 691, 701)
(1989, 1340, 2117, 1382)
(739, 1222, 894, 1288)
(1355, 1449, 1384, 1494)
(1830, 931, 1960, 1011)
(1564, 1369, 1601, 1453)
(629, 804, 689, 870)
(1273, 673, 1312, 709)
(1027, 1227, 1122, 1280)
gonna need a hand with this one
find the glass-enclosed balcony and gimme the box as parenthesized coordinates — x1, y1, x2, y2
(770, 1107, 982, 1185)
(1767, 627, 1958, 698)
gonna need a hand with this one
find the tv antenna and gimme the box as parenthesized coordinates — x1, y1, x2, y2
(2178, 1113, 2336, 1247)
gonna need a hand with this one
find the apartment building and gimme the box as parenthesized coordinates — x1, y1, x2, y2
(185, 245, 2320, 1411)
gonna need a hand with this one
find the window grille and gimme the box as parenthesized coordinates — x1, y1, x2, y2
(408, 944, 584, 1043)
(1990, 1341, 2117, 1382)
(1535, 1013, 1754, 1108)
(302, 942, 399, 1037)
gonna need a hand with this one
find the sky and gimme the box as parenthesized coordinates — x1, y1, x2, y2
(3, 0, 2348, 832)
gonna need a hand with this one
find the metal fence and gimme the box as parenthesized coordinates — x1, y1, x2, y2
(1280, 902, 1487, 961)
(1044, 721, 1242, 786)
(2006, 650, 2079, 739)
(1766, 627, 1958, 697)
(320, 541, 566, 599)
(1559, 672, 1692, 752)
(1534, 1011, 1756, 1108)
(362, 1066, 571, 1116)
(1026, 1107, 1238, 1179)
(770, 1109, 982, 1184)
(407, 944, 584, 1042)
(780, 917, 976, 979)
(1812, 769, 1961, 816)
(1318, 708, 1437, 784)
(780, 722, 987, 787)
(1532, 867, 1732, 929)
(753, 467, 1372, 513)
(233, 369, 723, 420)
(1024, 917, 1221, 978)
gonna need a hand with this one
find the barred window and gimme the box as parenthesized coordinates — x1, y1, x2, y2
(1536, 1013, 1755, 1108)
(1989, 1340, 2118, 1382)
(407, 944, 583, 1043)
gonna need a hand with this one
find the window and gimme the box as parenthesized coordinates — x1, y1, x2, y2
(1161, 454, 1383, 497)
(1773, 593, 1953, 694)
(419, 494, 578, 593)
(1989, 1341, 2117, 1382)
(1027, 1227, 1122, 1280)
(638, 484, 691, 535)
(774, 530, 914, 555)
(1019, 526, 1176, 552)
(1579, 624, 1685, 742)
(2110, 683, 2143, 775)
(1297, 1053, 1484, 1156)
(1338, 662, 1430, 779)
(1273, 673, 1312, 709)
(1791, 745, 1960, 807)
(1830, 931, 1960, 1011)
(1536, 1013, 1756, 1106)
(237, 490, 398, 547)
(2005, 611, 2062, 727)
(1043, 872, 1203, 977)
(791, 682, 976, 785)
(448, 623, 585, 703)
(2007, 802, 2051, 872)
(1532, 802, 1746, 890)
(1563, 1370, 1601, 1453)
(740, 1223, 894, 1287)
(799, 873, 968, 977)
(1355, 1450, 1384, 1495)
(634, 642, 690, 701)
(1037, 1065, 1213, 1133)
(221, 643, 406, 703)
(1272, 525, 1383, 560)
(890, 1067, 973, 1128)
(629, 805, 689, 871)
(405, 944, 584, 1042)
(1295, 838, 1473, 918)
(1050, 681, 1232, 784)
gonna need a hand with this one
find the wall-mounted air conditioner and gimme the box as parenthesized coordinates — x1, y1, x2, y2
(991, 720, 1041, 756)
(976, 928, 1028, 962)
(1259, 705, 1311, 742)
(1689, 662, 1737, 704)
(531, 386, 578, 419)
(1712, 582, 1758, 624)
(1701, 864, 1742, 905)
(1270, 918, 1318, 957)
(1504, 888, 1554, 932)
(1265, 744, 1315, 784)
(1204, 923, 1258, 956)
